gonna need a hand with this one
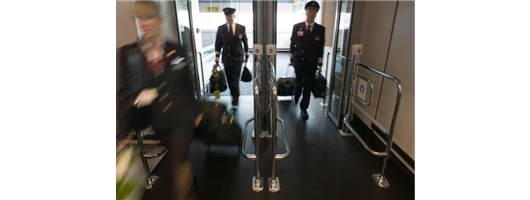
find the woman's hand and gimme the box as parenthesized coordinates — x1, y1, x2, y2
(134, 89, 158, 108)
(194, 113, 204, 128)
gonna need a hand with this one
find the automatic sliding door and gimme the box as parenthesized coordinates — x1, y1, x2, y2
(327, 0, 353, 126)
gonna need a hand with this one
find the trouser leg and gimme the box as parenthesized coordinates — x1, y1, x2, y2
(158, 125, 196, 200)
(224, 62, 242, 105)
(300, 68, 316, 111)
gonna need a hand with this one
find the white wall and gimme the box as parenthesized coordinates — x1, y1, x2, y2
(116, 0, 138, 134)
(376, 1, 415, 160)
(321, 0, 336, 48)
(159, 0, 179, 45)
(351, 1, 415, 161)
(116, 1, 138, 49)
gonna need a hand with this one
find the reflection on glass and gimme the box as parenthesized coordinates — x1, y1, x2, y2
(329, 0, 353, 125)
(175, 0, 198, 95)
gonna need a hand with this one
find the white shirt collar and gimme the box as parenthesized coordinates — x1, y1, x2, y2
(227, 23, 235, 28)
(305, 21, 315, 27)
(227, 23, 235, 34)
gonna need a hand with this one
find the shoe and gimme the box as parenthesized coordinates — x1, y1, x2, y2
(301, 110, 309, 120)
(232, 100, 239, 110)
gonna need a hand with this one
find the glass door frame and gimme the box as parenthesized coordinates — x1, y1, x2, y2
(327, 0, 356, 128)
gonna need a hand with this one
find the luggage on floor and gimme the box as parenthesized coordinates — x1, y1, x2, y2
(312, 72, 326, 98)
(194, 101, 242, 146)
(277, 65, 296, 96)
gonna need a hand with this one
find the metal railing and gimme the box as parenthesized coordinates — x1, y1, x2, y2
(241, 54, 264, 192)
(132, 124, 167, 190)
(197, 52, 207, 100)
(321, 51, 332, 108)
(241, 47, 291, 192)
(267, 58, 290, 192)
(341, 54, 403, 188)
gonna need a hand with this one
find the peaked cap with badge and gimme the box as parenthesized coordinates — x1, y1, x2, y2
(305, 1, 320, 11)
(223, 7, 236, 15)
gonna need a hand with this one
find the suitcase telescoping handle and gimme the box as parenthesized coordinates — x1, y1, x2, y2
(317, 57, 324, 79)
(316, 56, 327, 87)
(285, 64, 295, 77)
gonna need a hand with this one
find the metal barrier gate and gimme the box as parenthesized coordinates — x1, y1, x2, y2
(242, 44, 290, 192)
(266, 55, 290, 192)
(341, 44, 403, 188)
(242, 49, 264, 191)
(131, 125, 167, 190)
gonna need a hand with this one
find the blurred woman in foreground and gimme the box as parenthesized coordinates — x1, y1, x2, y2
(117, 1, 202, 199)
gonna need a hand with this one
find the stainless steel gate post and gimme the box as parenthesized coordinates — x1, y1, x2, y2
(241, 48, 264, 192)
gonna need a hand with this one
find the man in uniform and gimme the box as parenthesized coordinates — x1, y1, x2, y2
(289, 1, 325, 120)
(215, 7, 249, 110)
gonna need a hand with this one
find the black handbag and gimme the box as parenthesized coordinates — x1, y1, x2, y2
(194, 101, 227, 139)
(209, 62, 227, 93)
(241, 64, 252, 82)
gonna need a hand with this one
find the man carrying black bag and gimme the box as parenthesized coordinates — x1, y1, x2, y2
(289, 1, 325, 120)
(215, 7, 249, 110)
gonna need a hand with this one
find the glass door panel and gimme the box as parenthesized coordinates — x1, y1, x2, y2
(327, 0, 353, 126)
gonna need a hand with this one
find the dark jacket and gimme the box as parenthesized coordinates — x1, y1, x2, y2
(289, 21, 325, 70)
(215, 23, 249, 67)
(117, 41, 200, 138)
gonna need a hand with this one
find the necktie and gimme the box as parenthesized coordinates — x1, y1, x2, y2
(228, 24, 233, 36)
(307, 25, 311, 34)
(143, 47, 164, 73)
(148, 57, 164, 73)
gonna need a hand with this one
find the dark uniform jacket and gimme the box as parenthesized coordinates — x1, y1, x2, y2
(117, 41, 200, 138)
(289, 21, 325, 71)
(215, 23, 249, 67)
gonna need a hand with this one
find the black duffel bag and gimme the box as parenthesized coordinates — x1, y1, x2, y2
(194, 101, 242, 146)
(209, 63, 227, 94)
(241, 63, 252, 82)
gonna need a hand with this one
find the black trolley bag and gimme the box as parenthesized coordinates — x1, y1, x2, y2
(312, 72, 327, 98)
(277, 64, 296, 96)
(193, 101, 242, 146)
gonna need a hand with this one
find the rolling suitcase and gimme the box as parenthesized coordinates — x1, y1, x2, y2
(312, 72, 326, 99)
(277, 65, 296, 96)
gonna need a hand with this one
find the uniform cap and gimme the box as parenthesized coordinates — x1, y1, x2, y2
(305, 1, 320, 11)
(223, 7, 236, 15)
